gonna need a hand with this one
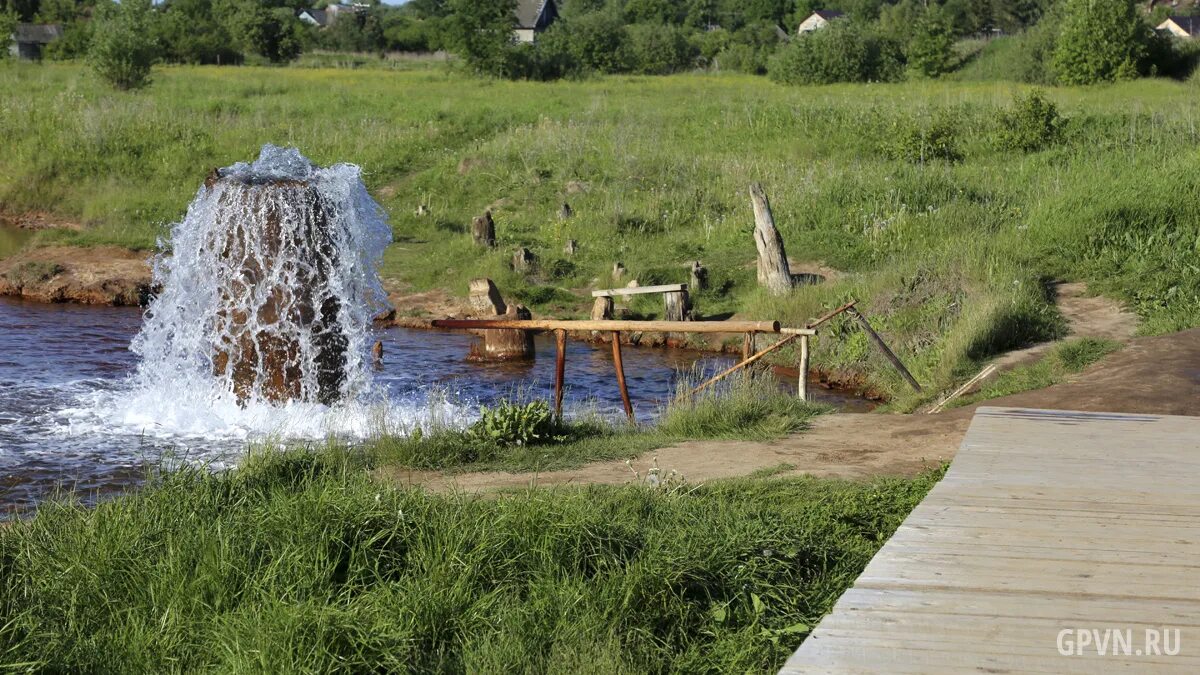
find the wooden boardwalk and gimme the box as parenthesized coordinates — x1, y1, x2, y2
(782, 407, 1200, 673)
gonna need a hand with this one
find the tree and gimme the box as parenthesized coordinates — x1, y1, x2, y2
(908, 8, 955, 77)
(89, 0, 158, 90)
(218, 0, 304, 63)
(446, 0, 518, 76)
(560, 11, 631, 73)
(1052, 0, 1151, 84)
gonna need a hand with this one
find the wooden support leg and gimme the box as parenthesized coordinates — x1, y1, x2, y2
(611, 331, 634, 423)
(848, 307, 922, 393)
(743, 331, 756, 362)
(798, 334, 810, 401)
(554, 328, 566, 420)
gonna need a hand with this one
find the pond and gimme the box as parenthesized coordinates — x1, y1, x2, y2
(0, 297, 868, 512)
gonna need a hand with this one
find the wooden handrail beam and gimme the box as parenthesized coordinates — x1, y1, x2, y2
(592, 283, 687, 298)
(431, 319, 781, 333)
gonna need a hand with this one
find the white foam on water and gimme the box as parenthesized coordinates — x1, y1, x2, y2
(92, 144, 427, 442)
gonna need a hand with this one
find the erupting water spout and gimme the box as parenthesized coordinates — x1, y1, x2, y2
(132, 145, 391, 408)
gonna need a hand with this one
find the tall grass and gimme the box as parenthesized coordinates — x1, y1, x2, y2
(0, 448, 943, 672)
(2, 64, 1196, 395)
(370, 373, 824, 472)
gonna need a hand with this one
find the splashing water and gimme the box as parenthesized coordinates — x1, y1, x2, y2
(108, 145, 399, 439)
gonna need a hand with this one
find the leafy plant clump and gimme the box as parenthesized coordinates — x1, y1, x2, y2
(996, 90, 1065, 152)
(886, 111, 963, 163)
(470, 399, 558, 447)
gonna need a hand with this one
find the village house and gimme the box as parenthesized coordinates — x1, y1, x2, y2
(514, 0, 559, 44)
(8, 23, 63, 61)
(296, 8, 329, 28)
(796, 10, 845, 34)
(1157, 15, 1200, 38)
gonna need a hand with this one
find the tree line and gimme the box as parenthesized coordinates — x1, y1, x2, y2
(2, 0, 1197, 89)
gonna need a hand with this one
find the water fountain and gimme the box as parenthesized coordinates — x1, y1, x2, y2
(131, 145, 391, 408)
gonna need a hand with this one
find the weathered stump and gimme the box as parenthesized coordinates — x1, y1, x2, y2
(512, 247, 536, 273)
(469, 305, 535, 361)
(591, 296, 614, 321)
(206, 170, 347, 405)
(690, 261, 708, 291)
(472, 211, 496, 248)
(469, 278, 507, 315)
(749, 183, 794, 296)
(664, 289, 690, 322)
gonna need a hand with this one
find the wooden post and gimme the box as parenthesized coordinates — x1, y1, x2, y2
(743, 331, 756, 361)
(554, 328, 567, 420)
(690, 329, 813, 396)
(664, 289, 689, 321)
(690, 261, 708, 291)
(611, 331, 634, 422)
(749, 183, 793, 296)
(848, 307, 922, 393)
(798, 334, 810, 401)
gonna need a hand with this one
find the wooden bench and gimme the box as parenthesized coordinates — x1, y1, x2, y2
(591, 283, 689, 321)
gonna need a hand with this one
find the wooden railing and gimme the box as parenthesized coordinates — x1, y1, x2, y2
(430, 318, 810, 423)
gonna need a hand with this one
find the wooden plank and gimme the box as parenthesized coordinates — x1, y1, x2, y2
(784, 407, 1200, 673)
(431, 318, 779, 333)
(591, 283, 686, 297)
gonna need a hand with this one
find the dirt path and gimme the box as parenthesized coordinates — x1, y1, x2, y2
(991, 281, 1137, 370)
(385, 284, 1161, 493)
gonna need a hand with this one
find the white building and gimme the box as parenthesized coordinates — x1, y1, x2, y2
(797, 10, 846, 34)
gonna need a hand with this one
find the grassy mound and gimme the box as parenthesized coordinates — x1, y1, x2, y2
(0, 449, 942, 672)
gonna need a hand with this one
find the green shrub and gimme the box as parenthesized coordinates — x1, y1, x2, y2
(768, 22, 903, 85)
(470, 400, 558, 447)
(885, 111, 963, 163)
(996, 90, 1065, 152)
(907, 9, 955, 78)
(627, 23, 696, 75)
(1052, 0, 1153, 84)
(89, 0, 159, 90)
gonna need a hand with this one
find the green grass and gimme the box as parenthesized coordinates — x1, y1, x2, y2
(0, 447, 943, 672)
(945, 336, 1122, 409)
(3, 63, 1198, 398)
(370, 374, 826, 473)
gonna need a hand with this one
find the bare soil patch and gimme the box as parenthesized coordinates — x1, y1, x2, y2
(0, 246, 152, 305)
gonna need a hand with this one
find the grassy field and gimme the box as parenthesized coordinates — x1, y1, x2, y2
(0, 445, 942, 672)
(2, 63, 1198, 402)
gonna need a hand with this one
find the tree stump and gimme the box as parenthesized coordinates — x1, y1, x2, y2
(559, 202, 573, 220)
(471, 210, 496, 248)
(563, 239, 578, 256)
(468, 278, 507, 316)
(469, 305, 535, 361)
(749, 183, 793, 296)
(690, 261, 708, 291)
(207, 172, 347, 405)
(591, 296, 614, 321)
(512, 247, 536, 272)
(664, 289, 690, 321)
